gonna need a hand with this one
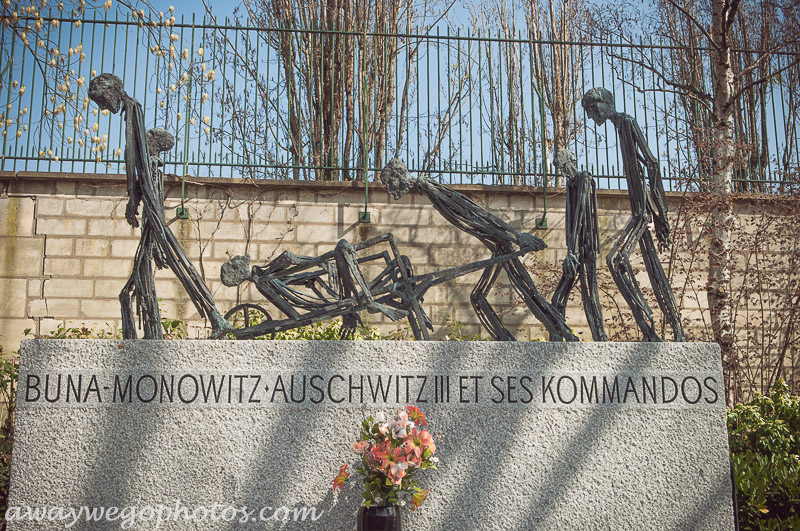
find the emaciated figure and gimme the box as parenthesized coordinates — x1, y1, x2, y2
(582, 87, 685, 342)
(88, 73, 231, 339)
(381, 159, 578, 342)
(551, 150, 607, 341)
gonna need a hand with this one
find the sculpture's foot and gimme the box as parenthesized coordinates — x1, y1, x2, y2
(209, 311, 235, 339)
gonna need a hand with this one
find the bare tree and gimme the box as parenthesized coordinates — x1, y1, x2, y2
(526, 0, 588, 187)
(194, 0, 451, 181)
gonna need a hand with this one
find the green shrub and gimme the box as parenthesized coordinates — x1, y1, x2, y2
(0, 346, 19, 527)
(728, 379, 800, 529)
(269, 319, 383, 340)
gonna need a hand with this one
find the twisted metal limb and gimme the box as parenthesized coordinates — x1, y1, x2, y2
(471, 264, 515, 341)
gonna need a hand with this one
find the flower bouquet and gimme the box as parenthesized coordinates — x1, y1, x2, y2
(333, 405, 438, 510)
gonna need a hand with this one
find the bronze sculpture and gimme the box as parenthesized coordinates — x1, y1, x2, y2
(582, 87, 685, 342)
(551, 150, 607, 341)
(88, 73, 231, 339)
(381, 159, 579, 342)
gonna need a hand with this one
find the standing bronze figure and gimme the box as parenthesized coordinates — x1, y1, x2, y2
(582, 87, 685, 342)
(381, 159, 578, 342)
(88, 73, 231, 339)
(551, 150, 607, 341)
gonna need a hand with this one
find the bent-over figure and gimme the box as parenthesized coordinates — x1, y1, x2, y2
(381, 159, 578, 342)
(88, 73, 231, 339)
(551, 150, 607, 341)
(582, 87, 685, 342)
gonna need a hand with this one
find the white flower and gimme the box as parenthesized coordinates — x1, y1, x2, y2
(375, 411, 385, 423)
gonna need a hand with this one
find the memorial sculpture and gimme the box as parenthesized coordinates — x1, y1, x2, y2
(221, 231, 541, 340)
(581, 87, 686, 342)
(88, 73, 232, 339)
(551, 150, 607, 341)
(381, 159, 578, 342)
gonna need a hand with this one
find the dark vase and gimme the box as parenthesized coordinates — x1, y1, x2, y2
(356, 505, 402, 531)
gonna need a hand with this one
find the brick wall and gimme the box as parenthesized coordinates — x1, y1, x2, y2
(0, 171, 790, 362)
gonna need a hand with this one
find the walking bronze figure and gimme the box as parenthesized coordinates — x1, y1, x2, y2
(551, 150, 607, 341)
(88, 73, 232, 339)
(581, 87, 685, 342)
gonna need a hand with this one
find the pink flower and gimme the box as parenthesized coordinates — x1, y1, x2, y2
(387, 461, 409, 484)
(389, 410, 415, 438)
(352, 440, 369, 454)
(405, 451, 422, 468)
(409, 427, 436, 455)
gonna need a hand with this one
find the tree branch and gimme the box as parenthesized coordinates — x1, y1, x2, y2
(733, 56, 800, 102)
(665, 0, 720, 52)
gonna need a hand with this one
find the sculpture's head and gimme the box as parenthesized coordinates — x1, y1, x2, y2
(146, 128, 175, 159)
(581, 87, 616, 125)
(381, 158, 416, 200)
(221, 255, 252, 287)
(553, 149, 578, 178)
(88, 73, 126, 114)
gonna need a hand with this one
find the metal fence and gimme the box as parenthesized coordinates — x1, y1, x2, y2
(2, 13, 799, 191)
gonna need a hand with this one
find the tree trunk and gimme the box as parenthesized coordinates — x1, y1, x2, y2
(708, 0, 736, 401)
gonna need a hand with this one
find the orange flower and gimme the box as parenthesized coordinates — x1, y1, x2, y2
(409, 428, 436, 455)
(332, 464, 349, 490)
(352, 440, 369, 454)
(406, 405, 428, 426)
(410, 488, 429, 510)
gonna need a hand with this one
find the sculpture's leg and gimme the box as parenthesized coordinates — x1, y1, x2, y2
(137, 244, 163, 340)
(503, 257, 578, 342)
(639, 231, 686, 342)
(119, 276, 137, 340)
(578, 252, 607, 342)
(579, 183, 607, 341)
(552, 175, 580, 316)
(121, 230, 163, 340)
(470, 265, 515, 341)
(606, 216, 661, 341)
(551, 254, 578, 317)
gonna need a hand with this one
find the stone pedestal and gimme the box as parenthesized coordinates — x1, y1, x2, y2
(9, 340, 735, 530)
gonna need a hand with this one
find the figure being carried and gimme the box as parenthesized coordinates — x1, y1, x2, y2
(381, 159, 578, 342)
(88, 73, 232, 339)
(551, 150, 607, 341)
(581, 87, 685, 342)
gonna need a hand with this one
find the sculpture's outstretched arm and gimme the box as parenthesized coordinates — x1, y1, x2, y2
(631, 119, 670, 250)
